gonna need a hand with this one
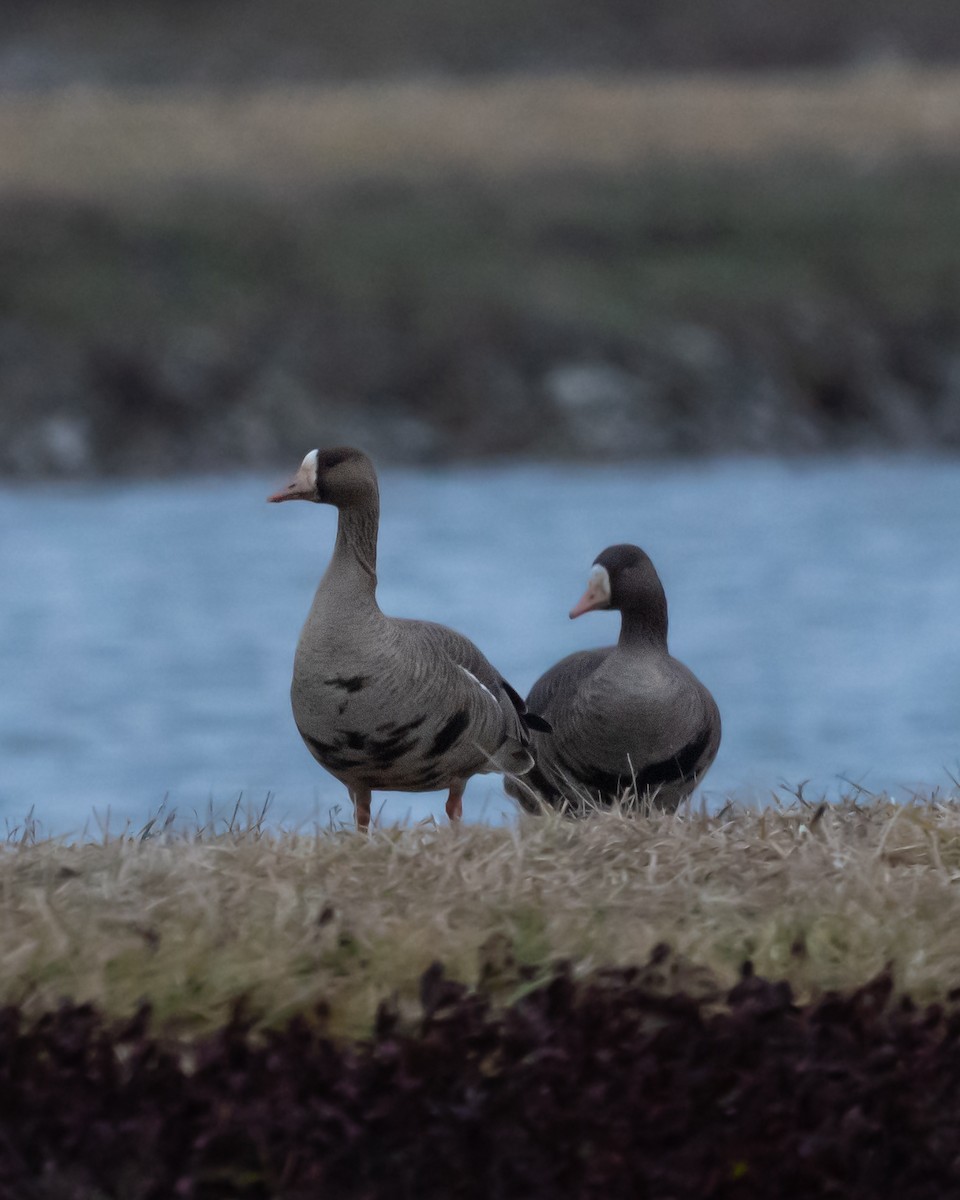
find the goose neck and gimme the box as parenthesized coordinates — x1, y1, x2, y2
(326, 503, 380, 602)
(618, 607, 668, 651)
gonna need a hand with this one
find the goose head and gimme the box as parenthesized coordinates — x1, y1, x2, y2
(569, 543, 668, 632)
(268, 446, 378, 508)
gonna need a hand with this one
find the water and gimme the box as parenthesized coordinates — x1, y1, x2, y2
(2, 457, 959, 837)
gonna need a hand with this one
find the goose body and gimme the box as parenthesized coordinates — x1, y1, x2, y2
(506, 544, 720, 814)
(269, 447, 538, 828)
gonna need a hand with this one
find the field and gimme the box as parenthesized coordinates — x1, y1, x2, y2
(3, 69, 960, 198)
(5, 796, 960, 1194)
(7, 68, 960, 326)
(4, 795, 960, 1040)
(4, 68, 960, 474)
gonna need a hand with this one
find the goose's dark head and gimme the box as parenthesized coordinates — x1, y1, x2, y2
(570, 544, 668, 634)
(268, 446, 378, 508)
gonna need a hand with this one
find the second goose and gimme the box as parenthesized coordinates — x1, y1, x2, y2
(506, 543, 720, 814)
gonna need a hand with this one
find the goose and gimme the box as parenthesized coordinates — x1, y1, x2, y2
(506, 543, 720, 814)
(268, 447, 545, 829)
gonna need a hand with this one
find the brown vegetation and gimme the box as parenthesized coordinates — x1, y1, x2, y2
(3, 963, 960, 1197)
(3, 69, 960, 200)
(3, 797, 960, 1039)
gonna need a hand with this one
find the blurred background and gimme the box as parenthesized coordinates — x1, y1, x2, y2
(1, 1, 959, 833)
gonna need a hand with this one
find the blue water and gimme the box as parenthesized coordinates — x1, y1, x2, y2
(2, 457, 959, 837)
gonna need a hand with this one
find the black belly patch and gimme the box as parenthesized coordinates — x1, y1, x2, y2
(300, 732, 337, 758)
(416, 769, 447, 789)
(557, 754, 624, 801)
(515, 762, 563, 808)
(298, 720, 424, 776)
(635, 726, 712, 792)
(366, 724, 421, 764)
(300, 732, 357, 772)
(376, 715, 426, 736)
(428, 709, 470, 758)
(324, 675, 369, 693)
(370, 739, 417, 766)
(557, 724, 712, 803)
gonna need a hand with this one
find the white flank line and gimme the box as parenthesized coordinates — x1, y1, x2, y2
(458, 664, 498, 706)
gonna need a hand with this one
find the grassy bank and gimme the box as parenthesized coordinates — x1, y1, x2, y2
(4, 796, 960, 1040)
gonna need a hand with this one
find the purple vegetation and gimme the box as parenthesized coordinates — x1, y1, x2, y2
(1, 960, 959, 1198)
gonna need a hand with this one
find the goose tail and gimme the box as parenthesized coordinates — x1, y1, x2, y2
(492, 738, 535, 776)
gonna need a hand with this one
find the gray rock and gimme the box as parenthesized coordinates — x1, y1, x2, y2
(541, 362, 673, 457)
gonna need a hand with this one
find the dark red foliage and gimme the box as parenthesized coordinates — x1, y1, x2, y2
(1, 962, 960, 1199)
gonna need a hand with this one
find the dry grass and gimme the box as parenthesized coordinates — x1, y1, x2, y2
(3, 796, 960, 1039)
(2, 66, 960, 202)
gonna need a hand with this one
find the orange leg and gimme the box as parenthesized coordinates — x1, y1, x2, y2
(350, 787, 372, 832)
(445, 783, 464, 823)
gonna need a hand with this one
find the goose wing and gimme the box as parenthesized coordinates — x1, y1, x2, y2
(391, 618, 537, 773)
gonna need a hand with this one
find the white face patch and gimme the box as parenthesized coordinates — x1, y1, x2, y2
(588, 563, 612, 605)
(300, 448, 319, 486)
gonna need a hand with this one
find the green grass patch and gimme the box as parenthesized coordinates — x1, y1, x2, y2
(4, 156, 960, 350)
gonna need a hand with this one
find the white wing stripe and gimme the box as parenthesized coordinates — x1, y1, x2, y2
(457, 664, 498, 707)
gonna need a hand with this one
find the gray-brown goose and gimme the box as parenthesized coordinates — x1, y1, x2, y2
(268, 447, 543, 829)
(506, 543, 720, 814)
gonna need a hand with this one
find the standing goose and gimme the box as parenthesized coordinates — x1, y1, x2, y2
(269, 447, 543, 829)
(506, 544, 720, 814)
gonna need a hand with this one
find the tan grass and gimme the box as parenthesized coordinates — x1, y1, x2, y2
(1, 66, 960, 202)
(3, 797, 960, 1039)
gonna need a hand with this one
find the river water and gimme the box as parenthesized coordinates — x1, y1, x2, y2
(2, 457, 958, 837)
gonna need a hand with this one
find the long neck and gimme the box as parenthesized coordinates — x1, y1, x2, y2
(618, 604, 668, 651)
(322, 498, 380, 607)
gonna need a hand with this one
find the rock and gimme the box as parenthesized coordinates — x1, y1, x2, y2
(1, 305, 959, 476)
(541, 361, 674, 457)
(39, 415, 92, 473)
(934, 353, 960, 445)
